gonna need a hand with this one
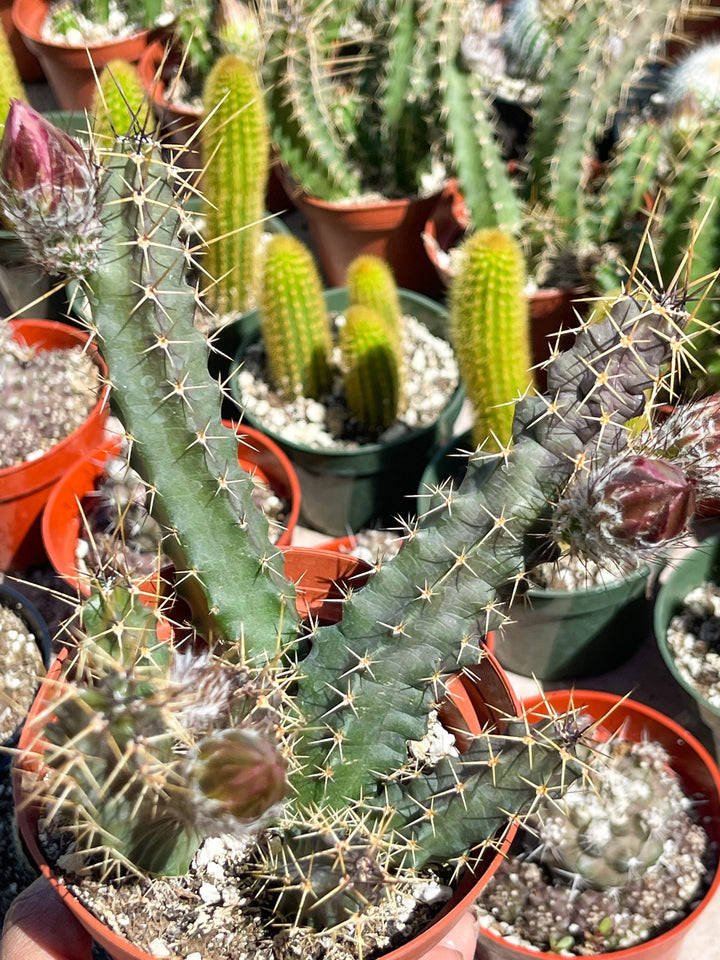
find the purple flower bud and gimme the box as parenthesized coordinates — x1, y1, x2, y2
(0, 100, 102, 276)
(599, 456, 695, 545)
(196, 728, 286, 822)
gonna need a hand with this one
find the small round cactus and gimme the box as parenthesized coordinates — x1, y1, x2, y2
(663, 41, 720, 118)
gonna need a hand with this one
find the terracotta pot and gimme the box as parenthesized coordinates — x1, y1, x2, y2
(230, 288, 464, 536)
(11, 0, 149, 110)
(475, 689, 720, 960)
(0, 319, 109, 571)
(14, 646, 520, 960)
(0, 0, 42, 79)
(280, 167, 446, 299)
(42, 421, 303, 596)
(282, 544, 372, 624)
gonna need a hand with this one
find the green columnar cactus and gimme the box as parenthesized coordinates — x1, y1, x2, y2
(449, 228, 532, 450)
(259, 233, 332, 400)
(339, 304, 402, 434)
(3, 105, 715, 946)
(91, 60, 154, 147)
(0, 26, 24, 132)
(345, 254, 402, 344)
(202, 53, 270, 315)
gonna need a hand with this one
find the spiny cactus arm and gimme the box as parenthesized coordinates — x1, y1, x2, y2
(439, 4, 521, 233)
(593, 120, 663, 245)
(383, 716, 582, 869)
(291, 287, 690, 813)
(84, 138, 297, 655)
(261, 2, 361, 200)
(202, 53, 270, 315)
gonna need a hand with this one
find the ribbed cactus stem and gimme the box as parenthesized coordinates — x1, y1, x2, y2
(91, 59, 153, 147)
(259, 234, 332, 400)
(345, 254, 402, 344)
(339, 303, 402, 434)
(202, 54, 270, 315)
(449, 228, 533, 450)
(83, 133, 296, 655)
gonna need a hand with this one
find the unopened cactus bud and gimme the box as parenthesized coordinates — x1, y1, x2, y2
(553, 454, 695, 564)
(598, 456, 695, 544)
(0, 100, 101, 276)
(195, 728, 287, 822)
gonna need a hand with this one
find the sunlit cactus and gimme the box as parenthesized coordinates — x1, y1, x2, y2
(2, 103, 717, 947)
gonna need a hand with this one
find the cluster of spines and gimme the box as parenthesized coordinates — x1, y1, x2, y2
(201, 53, 270, 315)
(90, 60, 154, 147)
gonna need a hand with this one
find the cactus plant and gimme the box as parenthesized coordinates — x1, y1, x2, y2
(258, 233, 332, 400)
(0, 26, 25, 134)
(449, 228, 533, 451)
(3, 104, 719, 954)
(91, 59, 154, 146)
(345, 254, 402, 345)
(339, 303, 402, 433)
(201, 53, 270, 315)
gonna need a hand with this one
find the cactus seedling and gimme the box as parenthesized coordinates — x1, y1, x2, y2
(258, 233, 332, 400)
(3, 104, 719, 954)
(339, 303, 402, 433)
(202, 53, 270, 315)
(449, 228, 533, 451)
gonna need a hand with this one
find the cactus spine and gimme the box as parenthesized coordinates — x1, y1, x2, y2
(259, 233, 332, 399)
(340, 303, 402, 433)
(91, 60, 154, 146)
(449, 228, 532, 450)
(3, 106, 716, 947)
(202, 53, 270, 315)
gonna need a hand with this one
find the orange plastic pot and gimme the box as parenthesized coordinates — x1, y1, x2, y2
(14, 644, 520, 960)
(282, 168, 446, 299)
(11, 0, 149, 110)
(0, 319, 109, 571)
(42, 421, 302, 596)
(475, 689, 720, 960)
(0, 0, 43, 79)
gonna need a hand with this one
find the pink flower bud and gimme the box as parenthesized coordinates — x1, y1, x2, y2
(196, 728, 286, 822)
(0, 100, 102, 275)
(599, 456, 695, 545)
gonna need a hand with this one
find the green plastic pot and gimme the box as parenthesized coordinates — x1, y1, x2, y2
(420, 429, 652, 681)
(654, 538, 720, 761)
(230, 288, 464, 536)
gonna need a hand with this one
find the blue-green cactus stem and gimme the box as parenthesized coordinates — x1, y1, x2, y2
(84, 136, 296, 655)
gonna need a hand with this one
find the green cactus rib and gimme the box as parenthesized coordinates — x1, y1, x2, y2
(261, 4, 361, 201)
(91, 60, 153, 148)
(83, 139, 296, 655)
(595, 121, 662, 244)
(291, 292, 689, 816)
(449, 228, 532, 450)
(259, 234, 332, 400)
(340, 304, 402, 433)
(202, 54, 270, 316)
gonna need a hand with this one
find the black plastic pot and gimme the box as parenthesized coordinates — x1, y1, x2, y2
(0, 582, 51, 769)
